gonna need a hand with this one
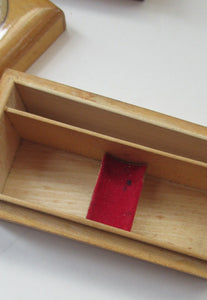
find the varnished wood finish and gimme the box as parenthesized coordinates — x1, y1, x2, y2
(0, 0, 8, 25)
(0, 69, 207, 278)
(0, 0, 65, 77)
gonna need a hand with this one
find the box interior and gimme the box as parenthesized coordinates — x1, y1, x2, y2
(0, 82, 207, 262)
(14, 83, 207, 163)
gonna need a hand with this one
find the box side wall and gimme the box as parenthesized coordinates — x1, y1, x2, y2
(0, 201, 207, 279)
(0, 79, 21, 191)
(5, 108, 207, 191)
(15, 84, 207, 164)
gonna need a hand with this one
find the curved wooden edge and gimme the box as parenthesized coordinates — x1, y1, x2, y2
(1, 191, 206, 261)
(0, 201, 206, 279)
(0, 0, 66, 77)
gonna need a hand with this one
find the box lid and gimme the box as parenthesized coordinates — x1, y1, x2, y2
(0, 0, 65, 77)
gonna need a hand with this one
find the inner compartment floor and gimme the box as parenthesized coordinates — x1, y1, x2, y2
(3, 140, 207, 259)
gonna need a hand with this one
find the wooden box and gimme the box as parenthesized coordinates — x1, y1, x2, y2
(0, 0, 65, 77)
(0, 69, 207, 278)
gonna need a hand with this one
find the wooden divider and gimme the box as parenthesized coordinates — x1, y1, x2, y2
(5, 107, 207, 191)
(1, 70, 207, 278)
(13, 82, 207, 163)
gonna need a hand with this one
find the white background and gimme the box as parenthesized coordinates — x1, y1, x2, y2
(1, 0, 207, 299)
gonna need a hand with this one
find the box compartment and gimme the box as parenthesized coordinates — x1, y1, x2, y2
(0, 70, 207, 278)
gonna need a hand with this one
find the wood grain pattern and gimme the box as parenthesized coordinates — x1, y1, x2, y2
(5, 107, 207, 191)
(0, 0, 65, 77)
(0, 69, 207, 278)
(3, 141, 100, 217)
(15, 83, 207, 163)
(133, 176, 207, 260)
(0, 73, 20, 192)
(0, 114, 19, 192)
(5, 70, 206, 162)
(0, 200, 207, 279)
(2, 141, 207, 261)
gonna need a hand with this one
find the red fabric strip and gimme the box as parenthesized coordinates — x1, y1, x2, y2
(87, 154, 146, 231)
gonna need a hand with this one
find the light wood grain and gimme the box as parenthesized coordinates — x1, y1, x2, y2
(4, 69, 207, 163)
(0, 69, 207, 278)
(3, 141, 101, 216)
(0, 0, 65, 77)
(134, 176, 207, 260)
(0, 114, 19, 192)
(5, 107, 207, 191)
(14, 82, 207, 163)
(0, 200, 207, 279)
(0, 74, 20, 192)
(2, 140, 207, 261)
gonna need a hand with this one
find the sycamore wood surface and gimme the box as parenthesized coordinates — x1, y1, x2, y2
(0, 69, 207, 278)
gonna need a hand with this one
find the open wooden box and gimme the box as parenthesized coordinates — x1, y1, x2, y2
(0, 69, 207, 278)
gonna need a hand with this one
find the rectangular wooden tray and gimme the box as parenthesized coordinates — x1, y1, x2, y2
(0, 69, 207, 278)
